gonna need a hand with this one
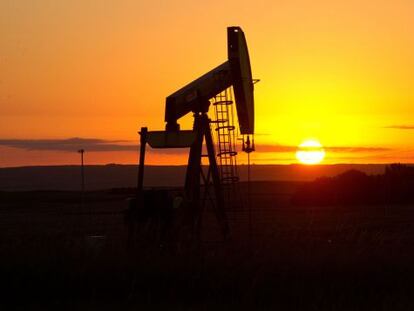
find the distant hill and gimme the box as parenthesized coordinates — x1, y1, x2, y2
(0, 164, 389, 191)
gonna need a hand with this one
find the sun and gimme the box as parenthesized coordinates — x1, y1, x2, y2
(296, 139, 326, 165)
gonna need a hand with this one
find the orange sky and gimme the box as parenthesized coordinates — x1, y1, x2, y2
(1, 0, 413, 167)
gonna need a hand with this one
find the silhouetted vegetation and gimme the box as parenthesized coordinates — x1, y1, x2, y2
(292, 164, 414, 206)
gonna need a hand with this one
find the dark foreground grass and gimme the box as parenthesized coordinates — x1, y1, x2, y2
(1, 185, 414, 310)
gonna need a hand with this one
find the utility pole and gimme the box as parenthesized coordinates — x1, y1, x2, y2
(78, 149, 85, 205)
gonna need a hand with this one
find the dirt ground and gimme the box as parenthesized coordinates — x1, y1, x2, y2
(1, 181, 414, 310)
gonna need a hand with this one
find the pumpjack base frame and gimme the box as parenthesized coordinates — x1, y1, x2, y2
(138, 113, 229, 239)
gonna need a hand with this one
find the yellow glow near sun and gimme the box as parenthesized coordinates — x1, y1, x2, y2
(296, 139, 326, 165)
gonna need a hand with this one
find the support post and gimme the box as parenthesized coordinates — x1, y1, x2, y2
(185, 114, 204, 239)
(138, 127, 148, 194)
(203, 115, 229, 237)
(78, 149, 85, 206)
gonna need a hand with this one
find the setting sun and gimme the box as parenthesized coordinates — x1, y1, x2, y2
(296, 139, 326, 165)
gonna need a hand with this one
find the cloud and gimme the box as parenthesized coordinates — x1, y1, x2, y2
(0, 138, 391, 155)
(257, 144, 390, 153)
(384, 125, 414, 130)
(325, 146, 390, 153)
(255, 144, 296, 152)
(0, 138, 138, 152)
(0, 137, 192, 155)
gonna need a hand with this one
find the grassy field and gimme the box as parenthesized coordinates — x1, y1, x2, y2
(1, 181, 414, 310)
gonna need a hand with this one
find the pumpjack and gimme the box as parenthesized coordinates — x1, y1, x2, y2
(137, 26, 255, 239)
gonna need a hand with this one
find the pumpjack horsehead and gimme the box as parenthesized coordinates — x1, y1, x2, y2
(134, 26, 256, 241)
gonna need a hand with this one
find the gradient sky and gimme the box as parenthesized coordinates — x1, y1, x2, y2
(1, 0, 413, 167)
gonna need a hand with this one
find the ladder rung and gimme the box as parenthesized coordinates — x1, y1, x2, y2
(215, 125, 235, 131)
(217, 151, 237, 157)
(213, 100, 233, 106)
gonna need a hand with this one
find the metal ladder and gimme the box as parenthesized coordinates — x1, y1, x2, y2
(211, 88, 239, 206)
